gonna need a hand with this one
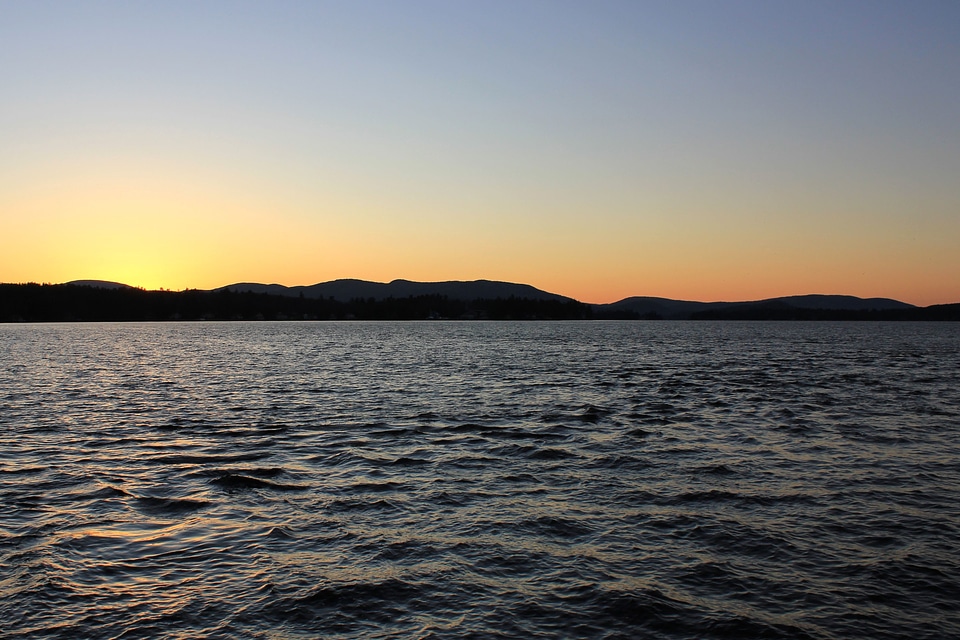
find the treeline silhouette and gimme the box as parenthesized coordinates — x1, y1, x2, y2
(0, 284, 592, 322)
(2, 284, 957, 322)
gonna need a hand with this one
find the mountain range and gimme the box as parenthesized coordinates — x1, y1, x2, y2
(0, 278, 953, 321)
(54, 278, 951, 317)
(595, 293, 916, 319)
(207, 279, 921, 318)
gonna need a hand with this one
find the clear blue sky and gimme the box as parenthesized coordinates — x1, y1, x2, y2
(2, 0, 958, 304)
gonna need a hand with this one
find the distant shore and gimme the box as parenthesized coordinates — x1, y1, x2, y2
(2, 283, 958, 322)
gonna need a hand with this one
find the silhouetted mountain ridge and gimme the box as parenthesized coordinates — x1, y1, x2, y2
(216, 279, 574, 302)
(595, 293, 915, 319)
(66, 280, 134, 290)
(2, 280, 955, 322)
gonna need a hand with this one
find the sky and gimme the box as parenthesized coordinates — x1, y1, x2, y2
(1, 0, 958, 305)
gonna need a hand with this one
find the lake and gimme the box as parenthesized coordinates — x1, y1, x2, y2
(1, 321, 958, 639)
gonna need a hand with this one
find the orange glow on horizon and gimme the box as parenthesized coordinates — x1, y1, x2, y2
(1, 150, 957, 308)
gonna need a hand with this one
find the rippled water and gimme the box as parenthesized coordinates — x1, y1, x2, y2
(1, 321, 959, 639)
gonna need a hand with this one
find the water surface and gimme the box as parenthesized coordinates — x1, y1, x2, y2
(1, 321, 958, 638)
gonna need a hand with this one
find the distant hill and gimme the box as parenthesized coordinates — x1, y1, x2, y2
(592, 294, 916, 320)
(0, 281, 586, 322)
(216, 279, 574, 303)
(769, 295, 914, 311)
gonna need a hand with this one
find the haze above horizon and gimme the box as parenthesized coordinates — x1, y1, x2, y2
(2, 1, 958, 306)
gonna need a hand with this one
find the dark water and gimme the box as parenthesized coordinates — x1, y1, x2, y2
(1, 321, 958, 639)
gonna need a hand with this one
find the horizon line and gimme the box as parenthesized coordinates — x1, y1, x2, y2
(4, 278, 954, 308)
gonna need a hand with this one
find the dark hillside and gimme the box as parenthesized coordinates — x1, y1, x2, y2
(0, 284, 590, 322)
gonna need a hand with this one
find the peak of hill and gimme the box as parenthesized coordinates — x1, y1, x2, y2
(768, 294, 914, 311)
(66, 280, 134, 290)
(216, 279, 573, 303)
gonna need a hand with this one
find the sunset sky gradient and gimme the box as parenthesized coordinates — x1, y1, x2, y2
(2, 0, 958, 305)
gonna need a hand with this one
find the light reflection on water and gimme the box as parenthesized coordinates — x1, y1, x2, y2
(1, 321, 959, 638)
